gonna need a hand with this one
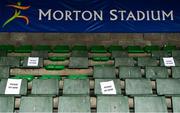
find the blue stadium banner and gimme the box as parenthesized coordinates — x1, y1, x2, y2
(0, 0, 180, 32)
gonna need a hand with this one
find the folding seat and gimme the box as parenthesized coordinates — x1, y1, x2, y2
(53, 45, 70, 53)
(0, 57, 20, 67)
(108, 45, 124, 52)
(19, 96, 53, 113)
(71, 45, 88, 57)
(108, 45, 128, 58)
(48, 56, 68, 61)
(115, 57, 135, 67)
(69, 57, 88, 68)
(97, 96, 129, 113)
(67, 75, 88, 79)
(151, 50, 169, 58)
(21, 57, 43, 68)
(145, 67, 168, 79)
(172, 97, 180, 113)
(14, 45, 32, 53)
(93, 65, 116, 79)
(127, 46, 144, 53)
(0, 79, 27, 95)
(31, 50, 48, 59)
(12, 75, 34, 81)
(157, 79, 180, 95)
(33, 45, 52, 52)
(95, 79, 121, 95)
(63, 79, 90, 95)
(144, 45, 160, 53)
(72, 45, 87, 51)
(0, 50, 7, 57)
(119, 66, 142, 79)
(163, 45, 176, 53)
(137, 57, 158, 67)
(135, 96, 168, 113)
(160, 57, 180, 66)
(58, 96, 91, 113)
(44, 65, 65, 70)
(172, 50, 180, 57)
(172, 67, 180, 78)
(90, 45, 107, 53)
(31, 78, 59, 95)
(0, 66, 10, 79)
(125, 79, 152, 95)
(0, 96, 14, 113)
(0, 45, 14, 52)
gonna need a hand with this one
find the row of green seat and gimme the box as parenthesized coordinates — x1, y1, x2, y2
(0, 96, 180, 113)
(0, 45, 177, 53)
(0, 78, 180, 96)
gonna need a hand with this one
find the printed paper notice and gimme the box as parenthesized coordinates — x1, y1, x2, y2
(5, 79, 22, 94)
(163, 57, 175, 67)
(100, 80, 116, 94)
(27, 57, 39, 66)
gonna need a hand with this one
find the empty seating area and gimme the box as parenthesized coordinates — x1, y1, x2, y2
(0, 44, 180, 113)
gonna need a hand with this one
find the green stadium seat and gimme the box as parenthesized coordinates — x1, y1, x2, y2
(92, 56, 110, 61)
(31, 50, 48, 59)
(119, 67, 142, 79)
(72, 45, 87, 51)
(108, 45, 123, 52)
(71, 50, 88, 57)
(172, 97, 180, 113)
(127, 46, 144, 53)
(0, 50, 7, 57)
(58, 96, 91, 113)
(21, 57, 43, 68)
(111, 51, 128, 58)
(12, 75, 34, 81)
(44, 65, 65, 70)
(67, 75, 88, 79)
(138, 57, 158, 66)
(53, 45, 70, 53)
(135, 96, 167, 113)
(144, 45, 160, 53)
(0, 57, 20, 67)
(160, 58, 180, 66)
(172, 50, 180, 57)
(157, 79, 180, 95)
(0, 66, 10, 79)
(93, 65, 116, 79)
(0, 79, 27, 95)
(14, 45, 32, 53)
(163, 45, 176, 52)
(90, 45, 107, 53)
(0, 45, 14, 52)
(19, 96, 53, 113)
(31, 79, 59, 95)
(63, 79, 89, 95)
(145, 67, 168, 79)
(0, 96, 14, 113)
(40, 75, 61, 80)
(97, 96, 129, 113)
(172, 67, 180, 78)
(48, 56, 68, 61)
(69, 57, 88, 68)
(151, 51, 169, 58)
(33, 45, 51, 52)
(95, 79, 121, 95)
(125, 79, 152, 95)
(115, 58, 135, 67)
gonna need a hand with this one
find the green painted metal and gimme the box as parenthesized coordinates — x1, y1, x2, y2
(163, 45, 176, 52)
(63, 79, 89, 95)
(145, 67, 168, 79)
(108, 45, 123, 52)
(58, 96, 91, 113)
(72, 45, 87, 51)
(138, 57, 158, 66)
(44, 65, 65, 70)
(115, 58, 135, 67)
(172, 97, 180, 112)
(71, 50, 88, 57)
(12, 75, 34, 81)
(0, 66, 10, 79)
(92, 56, 110, 61)
(0, 79, 27, 95)
(32, 79, 59, 95)
(31, 51, 48, 59)
(135, 96, 168, 113)
(97, 96, 129, 113)
(112, 51, 128, 58)
(0, 96, 14, 113)
(33, 45, 52, 52)
(69, 57, 88, 68)
(21, 57, 43, 68)
(53, 45, 70, 53)
(67, 75, 88, 79)
(90, 45, 107, 53)
(0, 57, 20, 67)
(151, 51, 169, 58)
(119, 66, 141, 79)
(0, 50, 7, 57)
(40, 75, 61, 80)
(19, 96, 53, 113)
(127, 46, 144, 53)
(144, 45, 160, 53)
(93, 65, 116, 79)
(95, 79, 121, 95)
(172, 50, 180, 57)
(14, 45, 32, 53)
(172, 67, 180, 78)
(125, 79, 152, 95)
(0, 45, 14, 52)
(157, 79, 180, 95)
(48, 56, 67, 61)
